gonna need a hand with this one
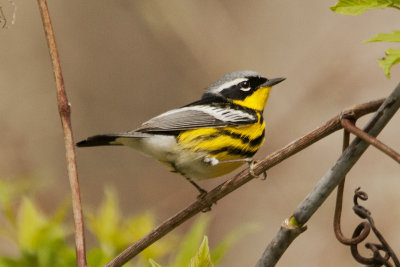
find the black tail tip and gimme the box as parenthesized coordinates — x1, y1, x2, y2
(76, 134, 120, 147)
(76, 139, 90, 147)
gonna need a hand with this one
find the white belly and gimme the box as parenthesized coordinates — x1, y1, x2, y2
(116, 134, 219, 180)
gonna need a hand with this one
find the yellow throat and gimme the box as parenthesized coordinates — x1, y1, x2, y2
(232, 86, 271, 111)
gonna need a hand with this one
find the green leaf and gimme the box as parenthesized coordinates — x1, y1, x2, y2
(379, 48, 400, 78)
(0, 177, 34, 227)
(364, 31, 400, 43)
(87, 187, 177, 264)
(13, 197, 75, 267)
(16, 198, 47, 251)
(149, 258, 163, 267)
(123, 213, 156, 241)
(172, 216, 209, 267)
(189, 236, 212, 267)
(330, 0, 392, 15)
(124, 212, 175, 262)
(87, 188, 124, 256)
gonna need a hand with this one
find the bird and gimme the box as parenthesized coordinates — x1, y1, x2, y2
(77, 70, 285, 196)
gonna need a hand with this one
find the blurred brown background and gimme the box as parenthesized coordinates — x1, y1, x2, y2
(1, 1, 399, 266)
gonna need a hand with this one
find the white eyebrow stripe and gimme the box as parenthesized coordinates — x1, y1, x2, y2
(211, 78, 247, 94)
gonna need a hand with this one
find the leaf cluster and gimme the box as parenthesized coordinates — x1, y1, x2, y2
(0, 179, 75, 267)
(331, 0, 400, 77)
(0, 179, 251, 267)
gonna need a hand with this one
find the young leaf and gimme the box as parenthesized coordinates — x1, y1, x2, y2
(189, 236, 212, 267)
(330, 0, 392, 15)
(149, 258, 163, 267)
(86, 188, 124, 255)
(12, 197, 75, 267)
(0, 177, 33, 226)
(364, 31, 400, 43)
(172, 216, 209, 267)
(379, 48, 400, 78)
(125, 213, 175, 262)
(16, 198, 47, 251)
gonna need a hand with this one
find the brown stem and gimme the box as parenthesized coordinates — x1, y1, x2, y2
(105, 99, 384, 267)
(36, 1, 87, 266)
(341, 118, 400, 164)
(333, 129, 370, 245)
(333, 130, 350, 243)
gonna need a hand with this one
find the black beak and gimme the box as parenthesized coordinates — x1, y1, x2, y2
(262, 77, 286, 87)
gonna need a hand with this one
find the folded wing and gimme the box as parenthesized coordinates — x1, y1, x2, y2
(135, 105, 258, 133)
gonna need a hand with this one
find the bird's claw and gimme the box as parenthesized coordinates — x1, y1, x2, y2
(248, 160, 267, 180)
(196, 190, 215, 212)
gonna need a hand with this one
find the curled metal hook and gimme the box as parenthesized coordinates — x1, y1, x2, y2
(334, 130, 371, 246)
(349, 188, 399, 267)
(334, 128, 399, 266)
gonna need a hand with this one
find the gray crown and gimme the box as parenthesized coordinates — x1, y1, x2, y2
(205, 70, 263, 95)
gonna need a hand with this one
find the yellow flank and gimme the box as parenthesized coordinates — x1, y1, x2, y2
(178, 113, 265, 162)
(233, 86, 271, 111)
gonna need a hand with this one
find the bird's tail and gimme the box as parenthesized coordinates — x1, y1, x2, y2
(76, 132, 150, 147)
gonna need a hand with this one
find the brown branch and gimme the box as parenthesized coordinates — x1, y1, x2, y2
(37, 1, 87, 267)
(105, 99, 385, 267)
(341, 118, 400, 163)
(256, 82, 400, 267)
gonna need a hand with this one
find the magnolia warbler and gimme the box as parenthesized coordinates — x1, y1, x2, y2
(77, 70, 285, 195)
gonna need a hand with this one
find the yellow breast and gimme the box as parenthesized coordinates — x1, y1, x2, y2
(176, 113, 265, 178)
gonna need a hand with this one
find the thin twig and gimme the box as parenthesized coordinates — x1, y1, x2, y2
(37, 1, 87, 266)
(0, 7, 7, 28)
(256, 83, 400, 267)
(105, 99, 385, 267)
(341, 118, 400, 164)
(333, 127, 370, 246)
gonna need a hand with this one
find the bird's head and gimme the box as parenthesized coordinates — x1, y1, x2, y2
(203, 70, 285, 111)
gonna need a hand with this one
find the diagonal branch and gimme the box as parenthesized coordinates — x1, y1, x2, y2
(256, 82, 400, 267)
(341, 118, 400, 163)
(105, 99, 385, 267)
(37, 1, 87, 266)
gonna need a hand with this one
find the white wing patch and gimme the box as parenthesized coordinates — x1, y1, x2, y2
(156, 106, 255, 122)
(135, 105, 257, 132)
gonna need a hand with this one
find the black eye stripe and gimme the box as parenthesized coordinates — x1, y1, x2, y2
(219, 76, 268, 100)
(248, 76, 267, 88)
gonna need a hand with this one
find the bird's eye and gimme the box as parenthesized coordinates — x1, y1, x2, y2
(240, 81, 251, 91)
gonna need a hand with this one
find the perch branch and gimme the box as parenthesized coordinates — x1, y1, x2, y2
(37, 1, 87, 266)
(105, 98, 385, 267)
(256, 82, 400, 267)
(341, 118, 400, 163)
